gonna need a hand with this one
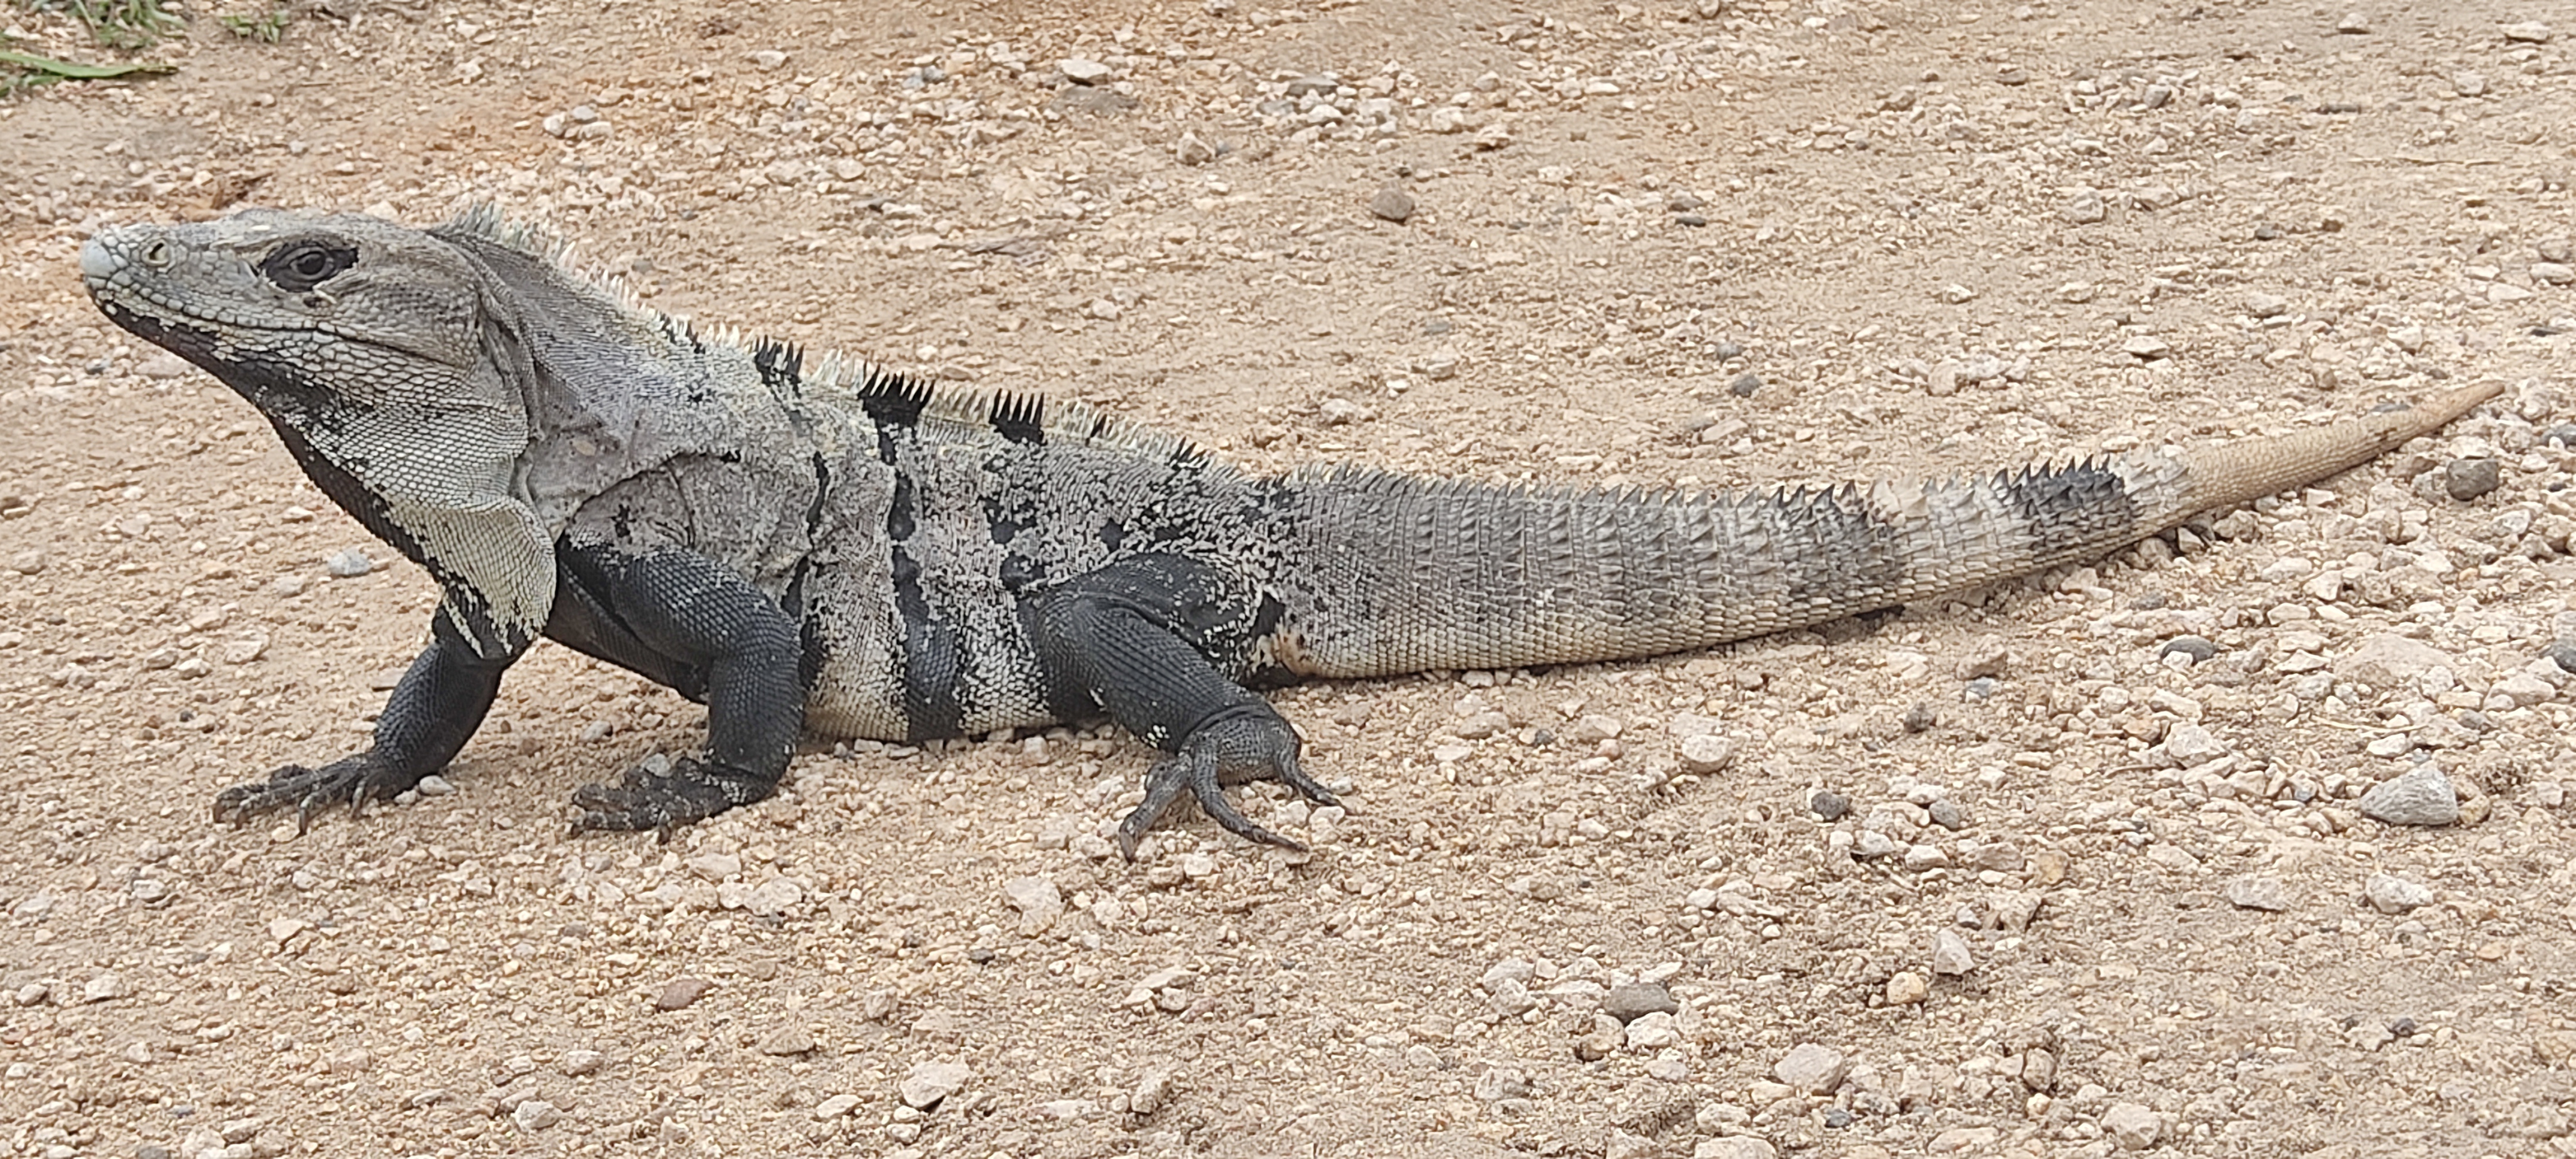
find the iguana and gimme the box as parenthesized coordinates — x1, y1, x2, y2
(79, 206, 2499, 854)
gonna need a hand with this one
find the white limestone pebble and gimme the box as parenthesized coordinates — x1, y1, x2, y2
(2358, 765, 2459, 826)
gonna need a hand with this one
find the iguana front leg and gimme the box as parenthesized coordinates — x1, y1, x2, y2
(1025, 553, 1339, 857)
(214, 607, 510, 829)
(558, 546, 805, 835)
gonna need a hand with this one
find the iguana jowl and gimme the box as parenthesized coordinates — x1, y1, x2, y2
(79, 207, 2499, 852)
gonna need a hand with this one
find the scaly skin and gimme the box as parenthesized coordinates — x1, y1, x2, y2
(78, 206, 2501, 850)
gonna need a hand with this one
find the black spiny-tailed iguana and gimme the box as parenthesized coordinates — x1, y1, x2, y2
(78, 207, 2499, 853)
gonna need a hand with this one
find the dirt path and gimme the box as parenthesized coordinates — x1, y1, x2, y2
(2, 2, 2572, 1156)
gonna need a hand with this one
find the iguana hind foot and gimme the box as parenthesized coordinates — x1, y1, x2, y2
(1115, 710, 1340, 858)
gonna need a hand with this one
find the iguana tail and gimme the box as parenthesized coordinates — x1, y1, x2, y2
(1266, 384, 2498, 678)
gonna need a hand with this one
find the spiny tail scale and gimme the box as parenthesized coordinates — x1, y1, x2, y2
(1269, 383, 2499, 679)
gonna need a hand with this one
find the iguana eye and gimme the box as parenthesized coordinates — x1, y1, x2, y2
(258, 242, 358, 292)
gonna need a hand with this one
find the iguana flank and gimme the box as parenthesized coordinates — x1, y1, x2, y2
(78, 207, 2500, 854)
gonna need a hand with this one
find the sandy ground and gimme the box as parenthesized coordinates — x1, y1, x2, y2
(3, 1, 2575, 1157)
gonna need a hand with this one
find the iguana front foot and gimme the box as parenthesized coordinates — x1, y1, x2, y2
(1115, 710, 1340, 859)
(213, 752, 421, 832)
(570, 756, 776, 839)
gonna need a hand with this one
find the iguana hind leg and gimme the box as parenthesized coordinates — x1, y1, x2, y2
(1025, 553, 1338, 857)
(559, 546, 804, 834)
(214, 608, 508, 829)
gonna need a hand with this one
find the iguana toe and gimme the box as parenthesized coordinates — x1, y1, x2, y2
(212, 753, 417, 832)
(570, 756, 774, 837)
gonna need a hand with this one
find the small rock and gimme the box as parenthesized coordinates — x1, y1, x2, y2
(758, 1023, 816, 1056)
(814, 1092, 861, 1120)
(654, 976, 715, 1011)
(2015, 1048, 2058, 1092)
(2501, 21, 2552, 43)
(1810, 790, 1851, 821)
(1624, 1011, 1680, 1049)
(1131, 1067, 1177, 1117)
(9, 550, 46, 575)
(1884, 971, 1929, 1005)
(1930, 928, 1976, 976)
(1926, 799, 1965, 830)
(1602, 982, 1679, 1024)
(1903, 844, 1951, 871)
(511, 1099, 563, 1131)
(2245, 291, 2290, 318)
(2453, 71, 2488, 97)
(223, 632, 271, 665)
(2102, 1102, 2162, 1149)
(83, 972, 127, 1003)
(1473, 1065, 1533, 1102)
(1004, 876, 1064, 935)
(1174, 132, 1217, 166)
(2534, 263, 2575, 285)
(900, 1060, 973, 1109)
(1369, 188, 1416, 224)
(1694, 1139, 1778, 1159)
(2163, 723, 2228, 764)
(2365, 872, 2434, 915)
(2061, 193, 2106, 224)
(2358, 765, 2459, 826)
(748, 49, 787, 71)
(2159, 636, 2218, 664)
(1678, 734, 1735, 774)
(2336, 635, 2455, 688)
(561, 1049, 605, 1076)
(687, 851, 742, 880)
(2335, 13, 2370, 34)
(325, 548, 374, 578)
(2443, 458, 2499, 502)
(2225, 876, 2292, 912)
(2122, 334, 2172, 360)
(1773, 1043, 1849, 1094)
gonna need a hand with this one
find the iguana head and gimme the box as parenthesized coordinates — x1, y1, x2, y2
(81, 208, 555, 658)
(80, 207, 529, 422)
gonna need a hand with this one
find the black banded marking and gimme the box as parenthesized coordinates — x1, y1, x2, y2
(802, 453, 831, 538)
(2000, 459, 2138, 545)
(989, 391, 1046, 444)
(1774, 485, 1908, 611)
(751, 337, 805, 395)
(856, 365, 933, 429)
(888, 545, 963, 741)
